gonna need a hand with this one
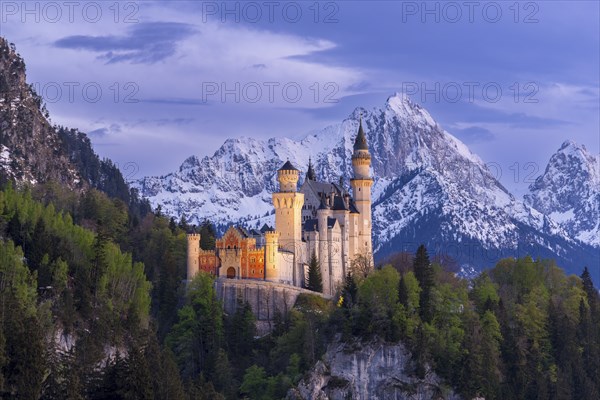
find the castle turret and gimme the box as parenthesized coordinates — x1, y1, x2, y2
(350, 117, 374, 263)
(264, 230, 280, 282)
(187, 233, 201, 281)
(273, 161, 305, 285)
(317, 194, 332, 294)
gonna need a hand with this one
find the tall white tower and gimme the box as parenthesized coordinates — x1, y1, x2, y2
(273, 161, 305, 284)
(349, 118, 374, 264)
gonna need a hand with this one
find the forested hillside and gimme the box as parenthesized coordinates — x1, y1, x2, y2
(1, 182, 597, 399)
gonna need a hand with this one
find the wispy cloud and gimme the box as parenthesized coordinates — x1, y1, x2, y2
(452, 126, 495, 143)
(54, 22, 197, 64)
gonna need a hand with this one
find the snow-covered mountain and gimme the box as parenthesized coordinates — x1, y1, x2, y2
(525, 141, 600, 248)
(133, 94, 599, 274)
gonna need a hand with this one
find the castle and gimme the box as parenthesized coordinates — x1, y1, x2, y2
(187, 120, 373, 296)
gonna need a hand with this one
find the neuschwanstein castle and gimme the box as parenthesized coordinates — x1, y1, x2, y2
(187, 120, 373, 296)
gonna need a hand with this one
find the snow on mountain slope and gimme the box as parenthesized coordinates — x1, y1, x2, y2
(525, 141, 600, 247)
(133, 93, 598, 273)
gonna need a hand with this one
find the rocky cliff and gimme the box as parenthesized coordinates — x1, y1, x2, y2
(288, 337, 460, 400)
(0, 37, 134, 203)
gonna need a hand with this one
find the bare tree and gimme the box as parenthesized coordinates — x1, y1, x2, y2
(350, 252, 374, 279)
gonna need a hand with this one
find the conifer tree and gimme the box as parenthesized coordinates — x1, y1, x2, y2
(306, 251, 323, 293)
(199, 220, 216, 250)
(581, 266, 599, 314)
(342, 272, 358, 308)
(398, 274, 409, 308)
(413, 244, 434, 322)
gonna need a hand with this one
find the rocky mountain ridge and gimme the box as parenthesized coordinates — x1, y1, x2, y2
(0, 37, 136, 205)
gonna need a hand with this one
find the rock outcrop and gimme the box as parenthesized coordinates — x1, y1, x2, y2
(288, 337, 460, 400)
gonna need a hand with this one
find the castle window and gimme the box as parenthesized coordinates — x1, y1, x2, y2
(260, 269, 263, 274)
(252, 269, 255, 274)
(250, 257, 255, 263)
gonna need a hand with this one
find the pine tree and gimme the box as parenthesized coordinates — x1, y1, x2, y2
(122, 345, 153, 400)
(581, 267, 599, 313)
(306, 251, 323, 293)
(342, 272, 357, 308)
(199, 220, 216, 250)
(413, 244, 434, 322)
(398, 274, 409, 307)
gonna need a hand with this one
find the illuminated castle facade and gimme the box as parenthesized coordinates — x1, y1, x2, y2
(187, 121, 373, 296)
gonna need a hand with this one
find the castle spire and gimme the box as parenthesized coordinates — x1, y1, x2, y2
(306, 157, 317, 181)
(353, 114, 368, 151)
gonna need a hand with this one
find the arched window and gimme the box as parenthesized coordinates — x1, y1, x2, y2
(226, 267, 236, 279)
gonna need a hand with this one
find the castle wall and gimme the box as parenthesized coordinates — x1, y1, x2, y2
(198, 249, 219, 276)
(215, 278, 327, 335)
(275, 250, 295, 285)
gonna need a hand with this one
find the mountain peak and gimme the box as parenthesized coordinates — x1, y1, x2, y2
(560, 139, 577, 150)
(558, 139, 589, 157)
(384, 93, 437, 128)
(525, 139, 599, 247)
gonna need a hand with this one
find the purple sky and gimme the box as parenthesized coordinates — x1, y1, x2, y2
(1, 1, 598, 196)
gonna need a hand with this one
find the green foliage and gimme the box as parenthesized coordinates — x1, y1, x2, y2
(0, 240, 45, 398)
(1, 181, 599, 400)
(226, 300, 256, 369)
(240, 365, 269, 400)
(341, 272, 357, 308)
(199, 220, 216, 251)
(470, 271, 499, 314)
(413, 244, 435, 322)
(166, 272, 223, 381)
(326, 247, 600, 400)
(356, 266, 400, 339)
(305, 251, 323, 293)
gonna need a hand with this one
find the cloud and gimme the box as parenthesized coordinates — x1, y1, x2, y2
(141, 97, 211, 106)
(88, 123, 122, 138)
(452, 126, 495, 143)
(431, 100, 572, 130)
(54, 22, 197, 64)
(88, 127, 109, 137)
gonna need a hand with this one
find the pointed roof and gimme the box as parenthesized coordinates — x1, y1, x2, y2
(306, 157, 316, 181)
(278, 160, 298, 171)
(318, 194, 330, 210)
(260, 223, 273, 233)
(303, 218, 318, 232)
(353, 117, 369, 151)
(331, 194, 349, 211)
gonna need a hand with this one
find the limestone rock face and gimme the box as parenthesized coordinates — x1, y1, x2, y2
(288, 338, 460, 400)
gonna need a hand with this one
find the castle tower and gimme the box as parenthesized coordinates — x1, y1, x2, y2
(350, 118, 374, 262)
(273, 161, 305, 284)
(317, 195, 332, 295)
(264, 230, 280, 281)
(187, 233, 201, 281)
(273, 161, 305, 246)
